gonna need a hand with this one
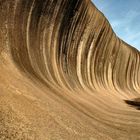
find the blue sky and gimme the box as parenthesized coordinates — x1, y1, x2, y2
(92, 0, 140, 50)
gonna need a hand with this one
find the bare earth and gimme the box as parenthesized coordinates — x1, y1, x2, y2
(0, 0, 140, 139)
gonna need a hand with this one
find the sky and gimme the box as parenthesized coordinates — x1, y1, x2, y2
(92, 0, 140, 51)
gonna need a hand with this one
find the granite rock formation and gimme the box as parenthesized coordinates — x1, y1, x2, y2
(0, 0, 140, 139)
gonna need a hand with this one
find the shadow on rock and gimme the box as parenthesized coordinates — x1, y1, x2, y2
(124, 98, 140, 110)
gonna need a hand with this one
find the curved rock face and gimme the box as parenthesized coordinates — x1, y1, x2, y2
(0, 0, 140, 139)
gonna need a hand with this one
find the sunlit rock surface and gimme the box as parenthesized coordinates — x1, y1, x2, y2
(0, 0, 140, 139)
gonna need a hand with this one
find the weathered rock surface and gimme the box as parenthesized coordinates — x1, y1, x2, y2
(0, 0, 140, 139)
